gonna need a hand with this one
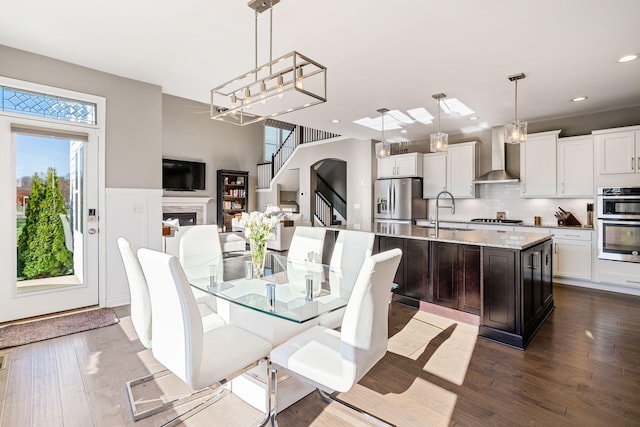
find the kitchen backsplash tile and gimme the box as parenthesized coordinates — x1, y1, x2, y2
(427, 183, 594, 226)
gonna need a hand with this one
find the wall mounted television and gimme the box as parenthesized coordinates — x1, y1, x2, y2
(162, 158, 206, 191)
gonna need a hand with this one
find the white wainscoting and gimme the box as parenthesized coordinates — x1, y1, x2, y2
(105, 188, 163, 307)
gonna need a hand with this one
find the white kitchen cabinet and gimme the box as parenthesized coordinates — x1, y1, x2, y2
(557, 136, 593, 197)
(448, 142, 477, 198)
(422, 141, 477, 199)
(594, 129, 640, 175)
(422, 153, 447, 198)
(520, 130, 560, 197)
(551, 228, 592, 281)
(377, 152, 423, 179)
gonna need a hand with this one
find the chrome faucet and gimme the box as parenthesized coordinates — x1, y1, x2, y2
(435, 191, 455, 236)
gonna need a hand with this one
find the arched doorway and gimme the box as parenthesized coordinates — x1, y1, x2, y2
(311, 158, 346, 226)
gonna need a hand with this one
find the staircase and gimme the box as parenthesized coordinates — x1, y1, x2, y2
(257, 121, 340, 189)
(314, 191, 343, 227)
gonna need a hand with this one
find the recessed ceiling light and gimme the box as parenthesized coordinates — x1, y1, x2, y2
(400, 129, 407, 134)
(331, 119, 340, 123)
(618, 54, 638, 63)
(571, 96, 588, 102)
(468, 116, 479, 121)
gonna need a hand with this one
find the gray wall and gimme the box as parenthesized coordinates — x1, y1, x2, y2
(161, 94, 264, 222)
(0, 44, 162, 189)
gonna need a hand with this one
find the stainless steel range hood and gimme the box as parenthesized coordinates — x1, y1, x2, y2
(473, 126, 520, 184)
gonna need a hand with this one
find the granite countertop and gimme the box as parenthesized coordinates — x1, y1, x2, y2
(414, 218, 594, 231)
(328, 223, 553, 250)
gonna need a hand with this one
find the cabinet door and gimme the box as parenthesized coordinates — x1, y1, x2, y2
(395, 153, 422, 177)
(541, 241, 553, 307)
(377, 157, 396, 179)
(458, 245, 481, 314)
(557, 136, 594, 197)
(521, 132, 558, 197)
(379, 236, 405, 293)
(522, 246, 540, 336)
(423, 153, 447, 198)
(431, 242, 458, 308)
(553, 239, 592, 280)
(448, 144, 476, 198)
(404, 239, 428, 301)
(482, 248, 517, 333)
(595, 131, 636, 174)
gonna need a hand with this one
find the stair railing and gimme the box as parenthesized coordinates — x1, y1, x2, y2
(314, 190, 333, 227)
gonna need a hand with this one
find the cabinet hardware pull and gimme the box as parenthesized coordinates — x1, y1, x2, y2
(561, 182, 565, 193)
(627, 280, 640, 284)
(554, 243, 558, 254)
(566, 234, 580, 237)
(633, 157, 636, 171)
(637, 157, 639, 171)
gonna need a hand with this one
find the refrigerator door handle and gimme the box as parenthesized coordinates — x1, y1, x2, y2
(391, 181, 396, 217)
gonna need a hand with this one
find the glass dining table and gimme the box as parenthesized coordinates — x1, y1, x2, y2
(187, 251, 359, 324)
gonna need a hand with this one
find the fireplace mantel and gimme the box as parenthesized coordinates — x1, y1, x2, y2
(162, 197, 212, 225)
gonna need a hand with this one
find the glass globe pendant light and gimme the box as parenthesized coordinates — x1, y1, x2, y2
(375, 108, 391, 159)
(430, 93, 448, 152)
(504, 73, 527, 144)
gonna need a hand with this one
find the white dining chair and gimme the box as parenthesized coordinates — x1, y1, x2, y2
(318, 230, 375, 329)
(286, 226, 326, 295)
(178, 225, 224, 284)
(117, 237, 226, 421)
(270, 248, 402, 426)
(137, 248, 274, 426)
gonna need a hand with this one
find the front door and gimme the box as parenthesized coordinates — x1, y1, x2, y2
(0, 118, 100, 322)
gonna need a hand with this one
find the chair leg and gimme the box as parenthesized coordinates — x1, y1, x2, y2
(255, 361, 278, 427)
(161, 386, 230, 427)
(126, 369, 217, 421)
(316, 389, 395, 427)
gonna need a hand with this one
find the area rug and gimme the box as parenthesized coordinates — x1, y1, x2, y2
(0, 308, 119, 349)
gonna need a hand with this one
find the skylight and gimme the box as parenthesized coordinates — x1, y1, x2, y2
(353, 116, 403, 131)
(440, 98, 474, 116)
(407, 108, 434, 124)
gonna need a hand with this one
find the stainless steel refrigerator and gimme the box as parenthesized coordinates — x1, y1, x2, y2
(375, 178, 426, 223)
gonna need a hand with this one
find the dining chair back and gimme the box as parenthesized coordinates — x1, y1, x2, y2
(117, 237, 152, 348)
(319, 230, 375, 329)
(286, 226, 326, 291)
(179, 225, 224, 284)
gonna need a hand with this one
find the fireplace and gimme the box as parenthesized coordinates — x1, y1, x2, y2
(163, 212, 196, 226)
(162, 197, 212, 226)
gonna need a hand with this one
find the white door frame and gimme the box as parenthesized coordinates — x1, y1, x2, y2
(0, 76, 106, 321)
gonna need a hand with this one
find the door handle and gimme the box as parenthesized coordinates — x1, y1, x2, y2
(88, 228, 97, 235)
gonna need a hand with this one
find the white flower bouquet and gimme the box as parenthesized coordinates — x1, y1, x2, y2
(240, 208, 279, 277)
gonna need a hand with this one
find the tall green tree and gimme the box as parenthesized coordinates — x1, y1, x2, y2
(20, 168, 73, 279)
(17, 173, 44, 276)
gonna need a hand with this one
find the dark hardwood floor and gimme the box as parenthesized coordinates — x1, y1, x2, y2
(1, 284, 639, 426)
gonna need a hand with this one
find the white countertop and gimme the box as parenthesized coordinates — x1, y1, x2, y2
(328, 223, 553, 250)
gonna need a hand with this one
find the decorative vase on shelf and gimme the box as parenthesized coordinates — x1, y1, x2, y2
(249, 238, 268, 278)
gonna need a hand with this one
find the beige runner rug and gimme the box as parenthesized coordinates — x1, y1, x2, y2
(0, 308, 119, 349)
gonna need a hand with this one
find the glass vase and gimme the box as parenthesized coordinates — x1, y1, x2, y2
(249, 238, 267, 278)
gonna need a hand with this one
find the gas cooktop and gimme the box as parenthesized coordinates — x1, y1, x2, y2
(470, 218, 523, 224)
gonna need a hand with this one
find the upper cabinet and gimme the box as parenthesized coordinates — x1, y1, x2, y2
(594, 129, 640, 175)
(423, 141, 477, 199)
(521, 130, 595, 198)
(557, 136, 594, 197)
(520, 130, 560, 197)
(448, 142, 477, 198)
(422, 153, 447, 198)
(377, 152, 423, 179)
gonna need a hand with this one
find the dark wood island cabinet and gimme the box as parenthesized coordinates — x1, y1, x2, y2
(335, 224, 555, 350)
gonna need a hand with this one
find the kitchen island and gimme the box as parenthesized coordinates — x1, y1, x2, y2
(326, 223, 555, 349)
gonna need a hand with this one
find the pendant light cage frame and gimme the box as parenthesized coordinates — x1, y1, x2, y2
(210, 0, 327, 126)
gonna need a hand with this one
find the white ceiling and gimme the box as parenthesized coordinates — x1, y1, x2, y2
(1, 0, 639, 141)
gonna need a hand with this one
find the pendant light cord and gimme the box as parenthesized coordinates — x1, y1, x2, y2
(381, 110, 385, 143)
(514, 79, 518, 122)
(437, 97, 441, 133)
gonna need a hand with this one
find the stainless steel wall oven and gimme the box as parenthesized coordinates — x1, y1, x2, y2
(597, 187, 640, 263)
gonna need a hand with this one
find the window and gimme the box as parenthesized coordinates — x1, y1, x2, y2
(263, 119, 295, 162)
(1, 85, 97, 125)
